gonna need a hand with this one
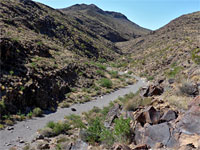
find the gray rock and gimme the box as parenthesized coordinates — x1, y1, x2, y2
(144, 123, 172, 148)
(71, 140, 88, 150)
(161, 110, 177, 122)
(104, 103, 121, 127)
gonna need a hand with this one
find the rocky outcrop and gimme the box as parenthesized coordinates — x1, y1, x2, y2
(140, 84, 164, 97)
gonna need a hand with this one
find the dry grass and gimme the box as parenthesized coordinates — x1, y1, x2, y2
(166, 95, 191, 110)
(124, 95, 152, 111)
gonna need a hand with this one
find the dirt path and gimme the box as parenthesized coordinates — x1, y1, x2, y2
(0, 75, 146, 150)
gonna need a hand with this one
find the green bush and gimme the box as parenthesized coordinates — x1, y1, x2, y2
(100, 78, 112, 88)
(114, 117, 131, 142)
(191, 48, 200, 64)
(33, 107, 43, 117)
(46, 121, 56, 129)
(85, 117, 103, 144)
(109, 71, 119, 78)
(100, 128, 115, 147)
(53, 122, 70, 136)
(27, 111, 33, 118)
(65, 114, 86, 129)
(96, 63, 106, 70)
(166, 66, 182, 78)
(45, 121, 71, 137)
(96, 70, 105, 76)
(98, 58, 106, 63)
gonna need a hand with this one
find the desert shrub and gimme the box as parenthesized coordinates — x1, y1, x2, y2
(46, 121, 56, 129)
(98, 58, 106, 63)
(85, 117, 103, 144)
(96, 63, 106, 70)
(109, 71, 119, 78)
(100, 128, 115, 147)
(179, 82, 199, 96)
(45, 121, 71, 137)
(0, 124, 4, 129)
(60, 102, 70, 108)
(124, 95, 151, 111)
(166, 65, 182, 78)
(38, 127, 54, 137)
(33, 107, 43, 117)
(191, 48, 200, 64)
(53, 122, 70, 136)
(100, 78, 112, 88)
(65, 114, 86, 129)
(128, 71, 133, 75)
(26, 111, 33, 118)
(4, 119, 14, 126)
(23, 144, 31, 150)
(113, 117, 131, 143)
(96, 70, 105, 76)
(147, 76, 154, 81)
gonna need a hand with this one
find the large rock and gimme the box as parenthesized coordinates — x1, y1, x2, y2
(161, 110, 177, 122)
(176, 96, 200, 135)
(134, 122, 177, 148)
(104, 103, 121, 127)
(71, 140, 88, 150)
(140, 85, 164, 97)
(144, 123, 173, 148)
(136, 106, 161, 126)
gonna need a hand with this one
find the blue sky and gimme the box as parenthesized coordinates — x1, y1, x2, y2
(33, 0, 199, 30)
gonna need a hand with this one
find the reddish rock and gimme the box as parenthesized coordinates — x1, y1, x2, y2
(136, 106, 160, 125)
(188, 96, 200, 110)
(140, 85, 164, 97)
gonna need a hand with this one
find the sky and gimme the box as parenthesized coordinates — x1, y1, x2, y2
(33, 0, 200, 30)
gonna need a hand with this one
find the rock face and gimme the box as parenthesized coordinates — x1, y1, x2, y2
(144, 123, 172, 147)
(136, 106, 161, 125)
(140, 84, 164, 97)
(104, 103, 121, 127)
(176, 96, 200, 135)
(71, 140, 88, 150)
(0, 0, 122, 118)
(161, 110, 177, 122)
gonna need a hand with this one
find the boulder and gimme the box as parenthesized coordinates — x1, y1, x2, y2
(140, 85, 164, 97)
(134, 122, 177, 148)
(176, 96, 200, 135)
(71, 140, 88, 150)
(104, 103, 121, 127)
(136, 106, 161, 125)
(161, 110, 177, 122)
(144, 123, 172, 148)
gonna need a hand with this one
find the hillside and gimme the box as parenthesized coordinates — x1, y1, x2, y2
(61, 4, 151, 42)
(0, 0, 137, 123)
(116, 11, 200, 83)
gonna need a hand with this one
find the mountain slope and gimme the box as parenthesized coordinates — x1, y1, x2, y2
(0, 0, 126, 119)
(61, 4, 151, 42)
(116, 11, 200, 82)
